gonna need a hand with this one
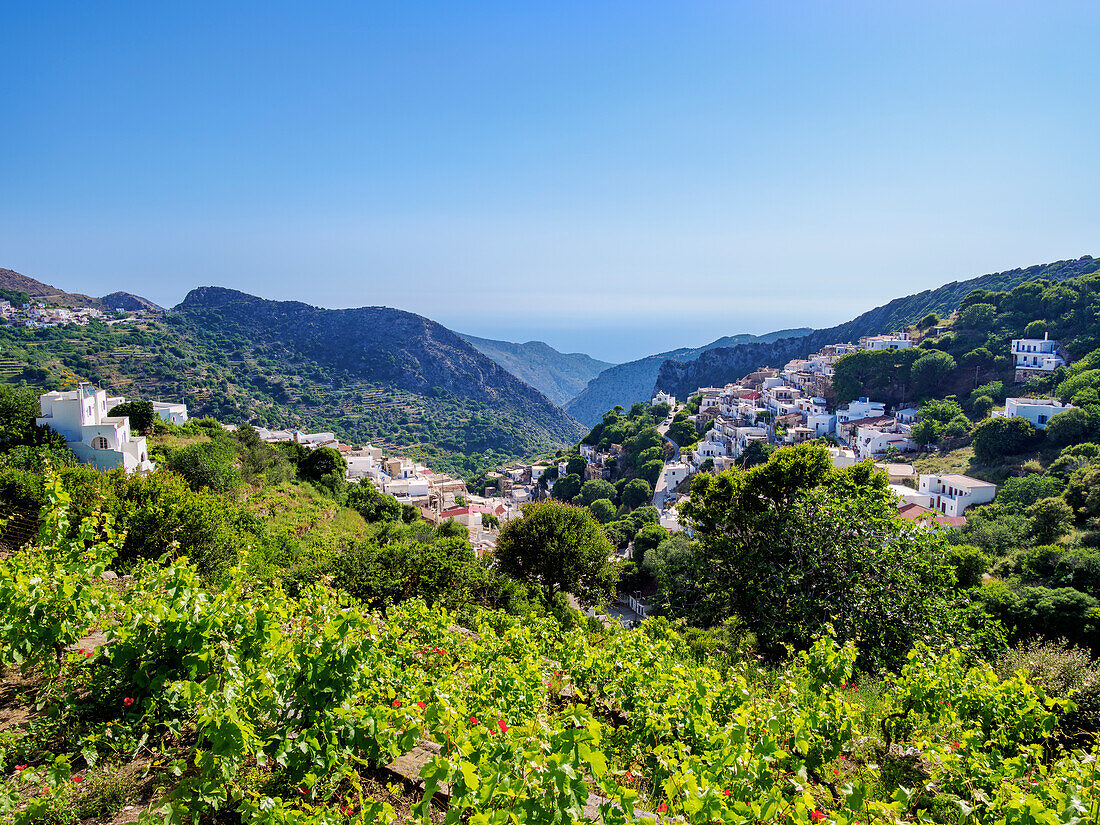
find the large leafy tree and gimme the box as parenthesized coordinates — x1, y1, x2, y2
(971, 416, 1040, 462)
(674, 445, 956, 669)
(108, 399, 155, 434)
(495, 500, 616, 604)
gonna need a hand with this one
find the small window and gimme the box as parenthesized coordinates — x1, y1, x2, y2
(91, 436, 109, 450)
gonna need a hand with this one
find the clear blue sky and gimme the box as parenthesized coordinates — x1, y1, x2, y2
(1, 1, 1097, 363)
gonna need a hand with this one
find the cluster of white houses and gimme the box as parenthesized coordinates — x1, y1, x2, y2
(1, 300, 160, 329)
(645, 329, 1078, 529)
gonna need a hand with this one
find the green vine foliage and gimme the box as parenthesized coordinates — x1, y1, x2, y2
(1, 494, 1100, 823)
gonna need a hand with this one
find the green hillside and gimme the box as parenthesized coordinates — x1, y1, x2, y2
(0, 285, 586, 477)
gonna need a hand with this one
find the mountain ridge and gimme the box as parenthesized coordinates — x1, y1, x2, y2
(0, 268, 162, 312)
(655, 256, 1100, 399)
(457, 333, 614, 407)
(563, 327, 813, 425)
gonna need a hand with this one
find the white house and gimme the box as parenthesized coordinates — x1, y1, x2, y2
(652, 390, 676, 407)
(1011, 333, 1066, 380)
(894, 407, 920, 424)
(37, 384, 154, 473)
(828, 446, 858, 469)
(996, 398, 1075, 430)
(918, 473, 997, 518)
(805, 412, 837, 437)
(855, 421, 914, 460)
(151, 400, 188, 425)
(859, 332, 913, 351)
(837, 398, 886, 425)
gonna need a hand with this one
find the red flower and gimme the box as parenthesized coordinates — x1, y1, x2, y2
(624, 770, 634, 782)
(85, 650, 93, 658)
(392, 699, 401, 708)
(123, 697, 134, 707)
(657, 803, 667, 813)
(497, 719, 508, 734)
(832, 769, 839, 775)
(341, 805, 353, 815)
(810, 811, 826, 823)
(417, 701, 426, 709)
(470, 716, 479, 725)
(72, 775, 84, 783)
(14, 764, 26, 772)
(723, 788, 731, 796)
(77, 648, 84, 655)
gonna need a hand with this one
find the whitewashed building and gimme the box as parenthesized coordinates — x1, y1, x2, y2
(37, 384, 154, 473)
(151, 400, 188, 425)
(1011, 333, 1066, 381)
(918, 473, 997, 517)
(996, 398, 1075, 430)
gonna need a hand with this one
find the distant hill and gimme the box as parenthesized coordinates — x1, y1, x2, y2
(563, 328, 812, 425)
(0, 268, 160, 312)
(170, 287, 585, 465)
(655, 256, 1100, 399)
(101, 291, 165, 313)
(458, 333, 614, 407)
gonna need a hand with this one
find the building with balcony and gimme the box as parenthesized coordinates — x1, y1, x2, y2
(917, 473, 997, 518)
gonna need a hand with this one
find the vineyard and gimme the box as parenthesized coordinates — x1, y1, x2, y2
(0, 484, 1098, 823)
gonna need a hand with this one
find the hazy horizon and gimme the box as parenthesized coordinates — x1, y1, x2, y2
(2, 2, 1098, 362)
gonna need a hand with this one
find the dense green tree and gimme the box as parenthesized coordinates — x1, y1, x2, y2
(676, 445, 956, 668)
(551, 473, 582, 502)
(298, 446, 347, 483)
(910, 419, 939, 447)
(639, 459, 664, 487)
(495, 500, 616, 604)
(108, 399, 155, 433)
(0, 385, 48, 448)
(1045, 407, 1098, 448)
(946, 544, 990, 589)
(975, 582, 1100, 651)
(588, 498, 616, 524)
(971, 395, 995, 418)
(996, 474, 1065, 511)
(911, 350, 957, 398)
(621, 478, 652, 510)
(957, 302, 997, 330)
(108, 470, 251, 576)
(1028, 497, 1074, 544)
(667, 418, 698, 448)
(346, 481, 403, 523)
(738, 440, 775, 467)
(631, 522, 667, 563)
(642, 533, 693, 578)
(971, 416, 1040, 462)
(917, 312, 940, 329)
(565, 456, 587, 477)
(574, 479, 616, 507)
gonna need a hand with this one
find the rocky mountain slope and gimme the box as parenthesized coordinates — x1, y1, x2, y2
(563, 328, 812, 425)
(458, 333, 614, 407)
(0, 268, 161, 312)
(655, 256, 1100, 399)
